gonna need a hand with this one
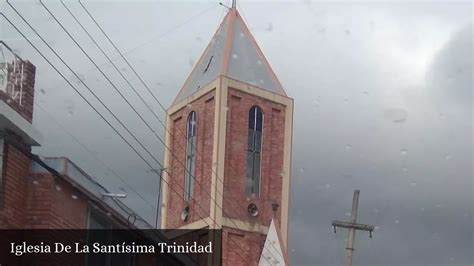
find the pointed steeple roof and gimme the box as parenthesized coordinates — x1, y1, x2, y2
(173, 7, 286, 104)
(258, 219, 289, 266)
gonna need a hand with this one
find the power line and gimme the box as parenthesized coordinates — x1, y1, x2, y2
(47, 2, 218, 91)
(65, 1, 277, 259)
(59, 1, 279, 261)
(34, 102, 157, 212)
(77, 2, 286, 262)
(2, 7, 254, 265)
(2, 12, 248, 262)
(76, 1, 285, 262)
(8, 2, 281, 263)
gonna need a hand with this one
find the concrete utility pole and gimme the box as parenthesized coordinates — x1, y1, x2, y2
(332, 190, 375, 266)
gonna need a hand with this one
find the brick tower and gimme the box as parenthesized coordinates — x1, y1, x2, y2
(160, 4, 293, 265)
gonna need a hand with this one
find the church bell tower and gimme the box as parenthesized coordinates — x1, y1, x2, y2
(160, 4, 293, 265)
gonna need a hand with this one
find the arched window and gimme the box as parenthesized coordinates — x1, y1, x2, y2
(246, 106, 263, 196)
(184, 111, 197, 201)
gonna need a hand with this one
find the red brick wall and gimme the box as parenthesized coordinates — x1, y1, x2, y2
(25, 173, 87, 229)
(0, 143, 30, 228)
(1, 161, 88, 229)
(165, 90, 215, 228)
(221, 227, 266, 266)
(223, 88, 285, 227)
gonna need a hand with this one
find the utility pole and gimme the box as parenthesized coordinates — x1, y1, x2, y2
(332, 190, 375, 266)
(154, 167, 164, 229)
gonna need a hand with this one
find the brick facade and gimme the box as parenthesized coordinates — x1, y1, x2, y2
(165, 83, 289, 265)
(165, 90, 216, 228)
(221, 226, 266, 266)
(0, 143, 30, 228)
(223, 88, 285, 226)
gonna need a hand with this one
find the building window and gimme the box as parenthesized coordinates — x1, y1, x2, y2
(246, 106, 263, 196)
(185, 111, 197, 201)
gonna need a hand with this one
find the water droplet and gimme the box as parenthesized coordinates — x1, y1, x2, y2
(363, 91, 369, 95)
(39, 88, 46, 94)
(32, 180, 39, 185)
(345, 212, 351, 217)
(374, 226, 380, 230)
(400, 149, 407, 155)
(384, 108, 407, 123)
(65, 100, 75, 116)
(265, 23, 273, 32)
(345, 145, 352, 150)
(256, 60, 262, 65)
(55, 185, 61, 191)
(324, 183, 331, 189)
(71, 195, 78, 200)
(232, 53, 238, 59)
(394, 219, 400, 224)
(106, 212, 112, 216)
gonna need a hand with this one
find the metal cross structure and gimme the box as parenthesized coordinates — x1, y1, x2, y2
(332, 190, 375, 266)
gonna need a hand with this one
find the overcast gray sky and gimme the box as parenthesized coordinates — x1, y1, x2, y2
(1, 0, 472, 265)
